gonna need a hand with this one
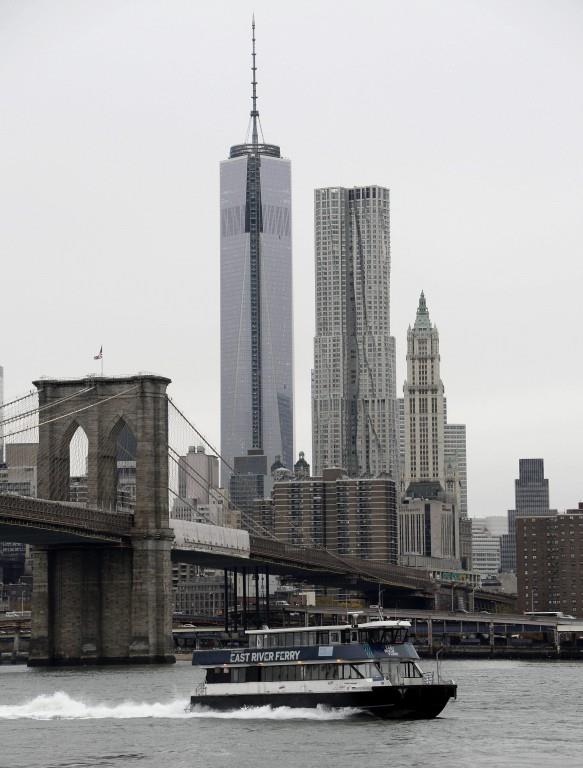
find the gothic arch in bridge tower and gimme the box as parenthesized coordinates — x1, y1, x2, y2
(67, 423, 89, 506)
(108, 417, 137, 514)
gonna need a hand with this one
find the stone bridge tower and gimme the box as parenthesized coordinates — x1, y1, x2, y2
(29, 374, 175, 665)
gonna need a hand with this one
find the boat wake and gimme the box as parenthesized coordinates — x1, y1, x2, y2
(0, 692, 360, 721)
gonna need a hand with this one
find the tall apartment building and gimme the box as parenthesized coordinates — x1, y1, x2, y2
(253, 469, 398, 563)
(312, 185, 396, 479)
(403, 293, 445, 491)
(500, 459, 556, 572)
(516, 505, 583, 616)
(221, 22, 293, 492)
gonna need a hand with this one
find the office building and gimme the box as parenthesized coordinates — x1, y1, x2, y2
(403, 292, 445, 492)
(311, 185, 396, 479)
(399, 398, 468, 517)
(471, 519, 502, 579)
(178, 445, 219, 505)
(397, 294, 462, 569)
(444, 423, 468, 517)
(173, 564, 226, 617)
(229, 450, 268, 519)
(221, 21, 294, 493)
(399, 494, 460, 569)
(500, 459, 556, 572)
(516, 505, 583, 616)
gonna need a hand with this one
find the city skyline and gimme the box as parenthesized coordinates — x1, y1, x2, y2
(1, 2, 582, 517)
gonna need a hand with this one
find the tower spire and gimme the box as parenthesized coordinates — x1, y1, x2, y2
(251, 15, 259, 147)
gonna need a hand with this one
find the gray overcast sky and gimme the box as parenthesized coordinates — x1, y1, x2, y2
(1, 0, 582, 517)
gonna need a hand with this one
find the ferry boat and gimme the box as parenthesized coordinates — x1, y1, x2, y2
(190, 617, 457, 719)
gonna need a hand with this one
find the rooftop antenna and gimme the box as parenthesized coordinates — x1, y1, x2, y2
(251, 15, 259, 147)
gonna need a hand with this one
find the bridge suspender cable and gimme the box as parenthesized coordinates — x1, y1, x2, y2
(1, 385, 139, 442)
(167, 396, 429, 587)
(167, 396, 237, 475)
(0, 386, 96, 429)
(167, 447, 278, 540)
(0, 390, 36, 411)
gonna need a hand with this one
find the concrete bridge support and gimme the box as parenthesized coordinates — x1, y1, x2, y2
(29, 375, 175, 666)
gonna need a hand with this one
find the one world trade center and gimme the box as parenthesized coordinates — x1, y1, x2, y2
(220, 21, 293, 494)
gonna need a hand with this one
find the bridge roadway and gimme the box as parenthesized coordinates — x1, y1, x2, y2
(0, 495, 435, 598)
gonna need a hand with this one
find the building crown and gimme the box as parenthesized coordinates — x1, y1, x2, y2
(414, 291, 432, 331)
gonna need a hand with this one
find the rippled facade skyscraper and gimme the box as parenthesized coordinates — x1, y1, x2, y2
(312, 186, 396, 479)
(220, 22, 293, 489)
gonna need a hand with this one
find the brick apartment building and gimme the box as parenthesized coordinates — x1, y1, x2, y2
(251, 469, 398, 564)
(516, 503, 583, 616)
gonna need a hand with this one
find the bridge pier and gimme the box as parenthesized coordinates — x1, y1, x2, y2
(29, 537, 174, 666)
(27, 375, 175, 667)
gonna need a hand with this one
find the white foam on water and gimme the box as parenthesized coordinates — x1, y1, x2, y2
(0, 692, 360, 721)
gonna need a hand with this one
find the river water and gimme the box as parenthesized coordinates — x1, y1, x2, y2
(0, 659, 581, 768)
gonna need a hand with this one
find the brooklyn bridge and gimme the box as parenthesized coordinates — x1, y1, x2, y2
(0, 374, 511, 666)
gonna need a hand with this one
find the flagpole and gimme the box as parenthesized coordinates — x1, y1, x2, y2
(101, 354, 104, 377)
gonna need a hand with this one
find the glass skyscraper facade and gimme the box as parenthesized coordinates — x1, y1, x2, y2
(220, 27, 293, 489)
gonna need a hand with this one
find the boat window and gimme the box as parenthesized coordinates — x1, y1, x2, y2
(324, 663, 339, 679)
(206, 667, 231, 683)
(330, 631, 340, 644)
(261, 665, 302, 682)
(342, 664, 364, 679)
(303, 665, 318, 681)
(316, 632, 329, 644)
(231, 667, 245, 683)
(350, 631, 358, 643)
(400, 661, 421, 678)
(304, 663, 339, 680)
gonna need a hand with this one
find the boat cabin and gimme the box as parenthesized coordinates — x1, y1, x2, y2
(246, 620, 411, 649)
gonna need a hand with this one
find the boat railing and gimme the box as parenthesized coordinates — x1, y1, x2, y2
(422, 671, 434, 685)
(194, 683, 207, 697)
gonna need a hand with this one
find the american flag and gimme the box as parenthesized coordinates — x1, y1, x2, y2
(94, 346, 103, 360)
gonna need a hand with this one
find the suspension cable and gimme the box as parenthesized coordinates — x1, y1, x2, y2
(0, 386, 96, 429)
(167, 448, 278, 540)
(2, 385, 139, 442)
(0, 390, 36, 411)
(167, 396, 236, 475)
